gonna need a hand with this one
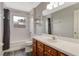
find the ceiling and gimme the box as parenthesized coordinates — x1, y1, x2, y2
(4, 2, 40, 12)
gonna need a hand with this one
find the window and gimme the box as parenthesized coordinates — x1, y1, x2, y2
(13, 16, 26, 28)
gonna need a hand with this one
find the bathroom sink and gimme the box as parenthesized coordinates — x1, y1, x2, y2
(46, 37, 57, 43)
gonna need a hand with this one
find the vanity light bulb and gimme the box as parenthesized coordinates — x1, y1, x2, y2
(47, 4, 53, 10)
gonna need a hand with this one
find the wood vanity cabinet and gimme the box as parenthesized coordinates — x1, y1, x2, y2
(32, 39, 67, 56)
(32, 39, 44, 56)
(32, 39, 37, 56)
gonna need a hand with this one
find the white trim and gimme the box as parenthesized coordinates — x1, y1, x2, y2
(74, 9, 79, 39)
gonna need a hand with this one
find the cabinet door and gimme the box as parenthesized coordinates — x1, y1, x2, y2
(58, 51, 67, 56)
(44, 45, 51, 56)
(44, 45, 57, 56)
(37, 41, 44, 56)
(32, 39, 37, 56)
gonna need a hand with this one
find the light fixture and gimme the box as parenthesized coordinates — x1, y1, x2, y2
(46, 2, 65, 10)
(47, 4, 53, 10)
(47, 2, 59, 10)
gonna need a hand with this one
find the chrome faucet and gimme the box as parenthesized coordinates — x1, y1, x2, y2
(52, 36, 56, 40)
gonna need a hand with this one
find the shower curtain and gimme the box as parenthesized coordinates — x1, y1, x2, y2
(3, 9, 10, 50)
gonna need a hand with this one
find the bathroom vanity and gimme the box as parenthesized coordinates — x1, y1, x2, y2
(33, 39, 67, 56)
(32, 35, 79, 56)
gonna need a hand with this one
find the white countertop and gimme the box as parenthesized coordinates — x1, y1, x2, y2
(33, 34, 79, 56)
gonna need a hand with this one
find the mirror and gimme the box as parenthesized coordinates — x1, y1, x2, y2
(42, 2, 79, 39)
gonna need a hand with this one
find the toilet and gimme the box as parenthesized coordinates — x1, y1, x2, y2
(25, 40, 32, 53)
